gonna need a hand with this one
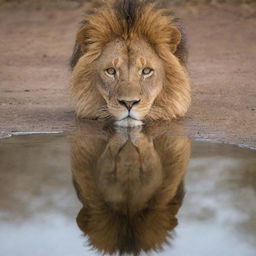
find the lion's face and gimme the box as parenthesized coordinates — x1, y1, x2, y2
(95, 39, 165, 126)
(70, 0, 191, 126)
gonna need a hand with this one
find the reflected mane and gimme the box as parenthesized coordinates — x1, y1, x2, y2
(71, 122, 191, 255)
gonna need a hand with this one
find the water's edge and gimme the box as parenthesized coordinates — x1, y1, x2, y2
(1, 131, 255, 151)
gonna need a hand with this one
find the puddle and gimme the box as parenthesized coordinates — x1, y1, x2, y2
(0, 122, 256, 256)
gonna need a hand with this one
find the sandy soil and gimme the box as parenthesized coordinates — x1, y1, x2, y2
(0, 2, 256, 148)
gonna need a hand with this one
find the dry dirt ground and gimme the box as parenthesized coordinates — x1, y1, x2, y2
(0, 2, 256, 148)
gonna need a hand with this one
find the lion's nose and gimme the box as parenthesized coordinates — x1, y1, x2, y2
(118, 99, 141, 111)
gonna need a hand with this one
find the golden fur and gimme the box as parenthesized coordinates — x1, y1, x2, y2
(70, 0, 190, 127)
(71, 121, 191, 255)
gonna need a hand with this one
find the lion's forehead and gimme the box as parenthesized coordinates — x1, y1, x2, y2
(98, 38, 162, 69)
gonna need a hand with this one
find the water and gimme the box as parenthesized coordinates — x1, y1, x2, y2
(0, 122, 256, 256)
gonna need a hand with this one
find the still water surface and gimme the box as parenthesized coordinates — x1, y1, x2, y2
(0, 122, 256, 256)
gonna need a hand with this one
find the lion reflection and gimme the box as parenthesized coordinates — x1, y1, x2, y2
(71, 122, 191, 255)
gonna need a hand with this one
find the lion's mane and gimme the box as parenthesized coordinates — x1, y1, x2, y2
(70, 0, 190, 121)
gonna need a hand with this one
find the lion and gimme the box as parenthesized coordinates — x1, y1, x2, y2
(71, 121, 191, 255)
(70, 0, 190, 127)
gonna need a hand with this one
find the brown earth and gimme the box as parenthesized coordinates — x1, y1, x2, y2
(0, 2, 256, 148)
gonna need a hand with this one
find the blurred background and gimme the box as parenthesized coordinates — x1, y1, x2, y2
(0, 0, 256, 8)
(1, 0, 256, 8)
(0, 0, 256, 147)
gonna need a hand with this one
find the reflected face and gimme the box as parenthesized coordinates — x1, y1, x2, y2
(96, 134, 163, 214)
(71, 122, 191, 255)
(95, 39, 165, 126)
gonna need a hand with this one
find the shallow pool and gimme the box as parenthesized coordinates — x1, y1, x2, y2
(0, 122, 255, 256)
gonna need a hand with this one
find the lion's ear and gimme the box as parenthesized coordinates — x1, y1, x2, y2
(76, 207, 89, 232)
(70, 24, 93, 69)
(77, 25, 92, 54)
(168, 26, 181, 53)
(70, 25, 90, 69)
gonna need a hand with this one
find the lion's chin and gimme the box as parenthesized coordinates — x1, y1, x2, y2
(114, 117, 143, 127)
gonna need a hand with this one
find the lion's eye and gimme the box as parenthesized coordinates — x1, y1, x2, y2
(105, 67, 116, 76)
(142, 67, 154, 77)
